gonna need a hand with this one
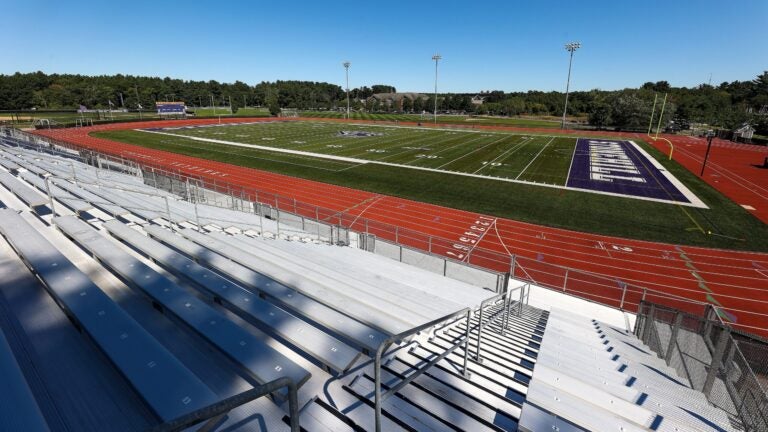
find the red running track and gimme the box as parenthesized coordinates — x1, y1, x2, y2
(31, 118, 768, 336)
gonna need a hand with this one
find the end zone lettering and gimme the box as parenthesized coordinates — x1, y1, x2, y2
(588, 140, 645, 183)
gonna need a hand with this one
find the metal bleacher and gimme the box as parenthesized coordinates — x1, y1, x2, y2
(518, 308, 741, 431)
(0, 329, 49, 432)
(143, 224, 390, 353)
(0, 172, 49, 213)
(103, 220, 361, 373)
(54, 215, 312, 391)
(0, 209, 219, 422)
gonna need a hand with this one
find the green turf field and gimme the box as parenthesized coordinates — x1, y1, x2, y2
(94, 120, 768, 251)
(299, 111, 572, 128)
(154, 121, 576, 184)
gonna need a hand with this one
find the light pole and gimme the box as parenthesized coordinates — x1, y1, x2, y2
(432, 54, 441, 124)
(343, 61, 351, 119)
(561, 42, 581, 129)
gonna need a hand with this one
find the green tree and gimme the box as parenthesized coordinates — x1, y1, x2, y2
(586, 101, 611, 129)
(266, 94, 280, 116)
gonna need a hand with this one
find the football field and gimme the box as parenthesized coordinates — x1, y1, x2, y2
(147, 121, 577, 184)
(94, 119, 767, 250)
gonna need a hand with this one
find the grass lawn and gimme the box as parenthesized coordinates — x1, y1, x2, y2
(94, 121, 768, 251)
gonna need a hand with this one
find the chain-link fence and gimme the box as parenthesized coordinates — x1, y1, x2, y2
(636, 301, 768, 431)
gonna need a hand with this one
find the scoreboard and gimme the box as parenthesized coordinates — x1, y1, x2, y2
(156, 102, 186, 116)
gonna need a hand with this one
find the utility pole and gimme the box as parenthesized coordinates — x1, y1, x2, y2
(700, 131, 715, 176)
(343, 61, 351, 119)
(561, 42, 581, 129)
(432, 54, 442, 124)
(135, 86, 143, 120)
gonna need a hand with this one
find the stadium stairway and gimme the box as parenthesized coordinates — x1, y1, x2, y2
(518, 307, 743, 432)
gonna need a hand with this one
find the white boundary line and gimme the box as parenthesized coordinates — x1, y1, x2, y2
(138, 129, 708, 208)
(564, 138, 580, 184)
(628, 140, 708, 209)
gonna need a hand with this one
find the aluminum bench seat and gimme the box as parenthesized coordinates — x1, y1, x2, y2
(103, 220, 361, 373)
(0, 157, 21, 173)
(227, 234, 467, 317)
(79, 183, 162, 221)
(17, 172, 94, 214)
(291, 240, 497, 305)
(54, 216, 312, 390)
(0, 172, 49, 210)
(143, 224, 387, 353)
(0, 209, 216, 421)
(180, 230, 416, 334)
(0, 329, 50, 432)
(52, 179, 130, 218)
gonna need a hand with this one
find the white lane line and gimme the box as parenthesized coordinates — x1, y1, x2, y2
(515, 137, 555, 180)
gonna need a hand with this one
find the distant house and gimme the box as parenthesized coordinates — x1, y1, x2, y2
(471, 95, 486, 106)
(733, 123, 755, 140)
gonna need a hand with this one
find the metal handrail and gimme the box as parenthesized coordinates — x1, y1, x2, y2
(147, 376, 299, 432)
(475, 292, 507, 362)
(374, 307, 472, 432)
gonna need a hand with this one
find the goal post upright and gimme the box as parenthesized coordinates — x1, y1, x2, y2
(647, 93, 658, 137)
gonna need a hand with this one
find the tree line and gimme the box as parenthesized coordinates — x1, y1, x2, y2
(1, 71, 765, 133)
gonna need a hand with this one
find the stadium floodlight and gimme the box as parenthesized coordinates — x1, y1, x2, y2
(135, 86, 143, 120)
(561, 42, 581, 129)
(343, 61, 351, 119)
(432, 54, 442, 124)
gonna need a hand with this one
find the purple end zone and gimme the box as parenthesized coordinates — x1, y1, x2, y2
(566, 138, 689, 203)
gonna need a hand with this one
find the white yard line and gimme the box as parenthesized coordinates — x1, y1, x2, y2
(515, 137, 555, 180)
(472, 137, 528, 175)
(436, 135, 509, 169)
(139, 129, 708, 208)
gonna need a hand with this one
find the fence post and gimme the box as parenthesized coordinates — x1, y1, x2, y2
(510, 255, 516, 279)
(664, 311, 684, 363)
(639, 303, 655, 342)
(619, 284, 627, 310)
(395, 226, 399, 244)
(428, 236, 432, 254)
(702, 326, 731, 397)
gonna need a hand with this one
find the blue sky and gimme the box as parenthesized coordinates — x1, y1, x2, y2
(3, 0, 766, 93)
